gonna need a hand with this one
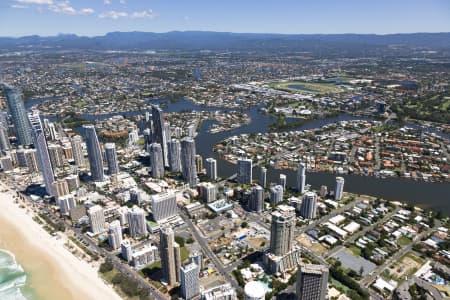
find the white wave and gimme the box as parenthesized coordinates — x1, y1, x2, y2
(0, 249, 29, 300)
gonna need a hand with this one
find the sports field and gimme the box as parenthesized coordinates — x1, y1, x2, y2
(268, 81, 344, 94)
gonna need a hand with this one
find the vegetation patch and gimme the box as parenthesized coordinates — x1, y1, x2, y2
(268, 81, 344, 95)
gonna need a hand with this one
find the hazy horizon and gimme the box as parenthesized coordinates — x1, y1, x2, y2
(1, 0, 449, 37)
(2, 30, 450, 39)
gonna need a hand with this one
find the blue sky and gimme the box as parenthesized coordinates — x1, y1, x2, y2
(0, 0, 449, 37)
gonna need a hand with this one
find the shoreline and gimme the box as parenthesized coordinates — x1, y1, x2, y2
(0, 182, 122, 300)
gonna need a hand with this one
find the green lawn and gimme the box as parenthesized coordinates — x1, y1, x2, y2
(397, 236, 413, 246)
(347, 245, 362, 257)
(403, 252, 426, 265)
(268, 81, 343, 95)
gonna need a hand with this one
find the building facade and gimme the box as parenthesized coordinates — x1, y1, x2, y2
(83, 125, 104, 181)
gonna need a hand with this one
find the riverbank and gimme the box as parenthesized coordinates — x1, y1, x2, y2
(0, 182, 122, 300)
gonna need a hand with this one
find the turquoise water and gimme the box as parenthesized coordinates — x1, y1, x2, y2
(0, 249, 36, 300)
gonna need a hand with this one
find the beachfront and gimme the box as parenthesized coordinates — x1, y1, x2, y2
(0, 181, 122, 300)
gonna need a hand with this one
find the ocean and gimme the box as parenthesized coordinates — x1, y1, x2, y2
(0, 249, 36, 300)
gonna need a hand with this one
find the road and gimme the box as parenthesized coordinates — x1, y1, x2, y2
(39, 204, 168, 300)
(325, 207, 401, 259)
(178, 210, 240, 291)
(299, 198, 361, 233)
(360, 224, 437, 287)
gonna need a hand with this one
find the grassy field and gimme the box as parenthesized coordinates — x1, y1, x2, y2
(348, 245, 362, 257)
(397, 235, 413, 246)
(389, 252, 425, 282)
(268, 81, 344, 95)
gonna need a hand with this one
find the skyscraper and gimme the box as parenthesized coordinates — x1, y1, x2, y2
(108, 220, 123, 250)
(83, 125, 104, 181)
(71, 135, 85, 167)
(300, 192, 317, 219)
(269, 205, 296, 257)
(335, 177, 345, 201)
(269, 185, 284, 204)
(181, 137, 198, 187)
(149, 142, 165, 179)
(198, 182, 217, 203)
(151, 191, 178, 222)
(88, 205, 105, 234)
(151, 105, 168, 166)
(205, 157, 217, 180)
(168, 139, 181, 172)
(296, 263, 329, 300)
(163, 122, 171, 166)
(160, 226, 181, 287)
(297, 162, 306, 193)
(249, 185, 264, 213)
(127, 205, 147, 238)
(181, 262, 200, 300)
(260, 167, 267, 188)
(3, 86, 33, 146)
(189, 250, 203, 271)
(0, 124, 10, 151)
(195, 154, 203, 174)
(28, 111, 55, 196)
(47, 122, 58, 141)
(143, 128, 152, 149)
(237, 158, 252, 185)
(48, 144, 64, 168)
(279, 174, 287, 190)
(58, 195, 75, 214)
(104, 143, 119, 175)
(24, 149, 39, 173)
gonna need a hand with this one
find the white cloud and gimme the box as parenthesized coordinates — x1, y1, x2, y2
(15, 0, 52, 4)
(11, 4, 28, 9)
(79, 8, 94, 15)
(119, 0, 126, 4)
(48, 1, 76, 15)
(98, 9, 157, 19)
(98, 10, 128, 19)
(103, 0, 111, 4)
(130, 9, 157, 19)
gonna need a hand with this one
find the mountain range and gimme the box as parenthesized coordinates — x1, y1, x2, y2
(0, 31, 449, 51)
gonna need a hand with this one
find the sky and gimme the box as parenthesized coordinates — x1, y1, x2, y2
(0, 0, 449, 37)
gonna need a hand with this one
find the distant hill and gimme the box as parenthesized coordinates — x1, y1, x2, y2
(0, 31, 449, 51)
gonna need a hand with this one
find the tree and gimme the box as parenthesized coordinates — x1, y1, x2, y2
(99, 260, 114, 273)
(241, 222, 248, 228)
(175, 236, 185, 247)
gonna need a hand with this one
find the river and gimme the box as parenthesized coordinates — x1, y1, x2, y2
(25, 97, 450, 215)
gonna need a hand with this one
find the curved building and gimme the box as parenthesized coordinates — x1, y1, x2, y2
(83, 125, 104, 182)
(244, 281, 265, 300)
(3, 86, 32, 145)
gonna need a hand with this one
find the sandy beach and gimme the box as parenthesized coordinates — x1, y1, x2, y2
(0, 181, 122, 300)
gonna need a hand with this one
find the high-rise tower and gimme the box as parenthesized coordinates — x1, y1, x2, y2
(28, 111, 55, 196)
(83, 125, 104, 181)
(160, 226, 181, 287)
(181, 137, 197, 187)
(3, 86, 33, 145)
(335, 177, 345, 201)
(149, 142, 165, 179)
(104, 143, 119, 175)
(297, 162, 306, 193)
(296, 263, 329, 300)
(237, 158, 252, 185)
